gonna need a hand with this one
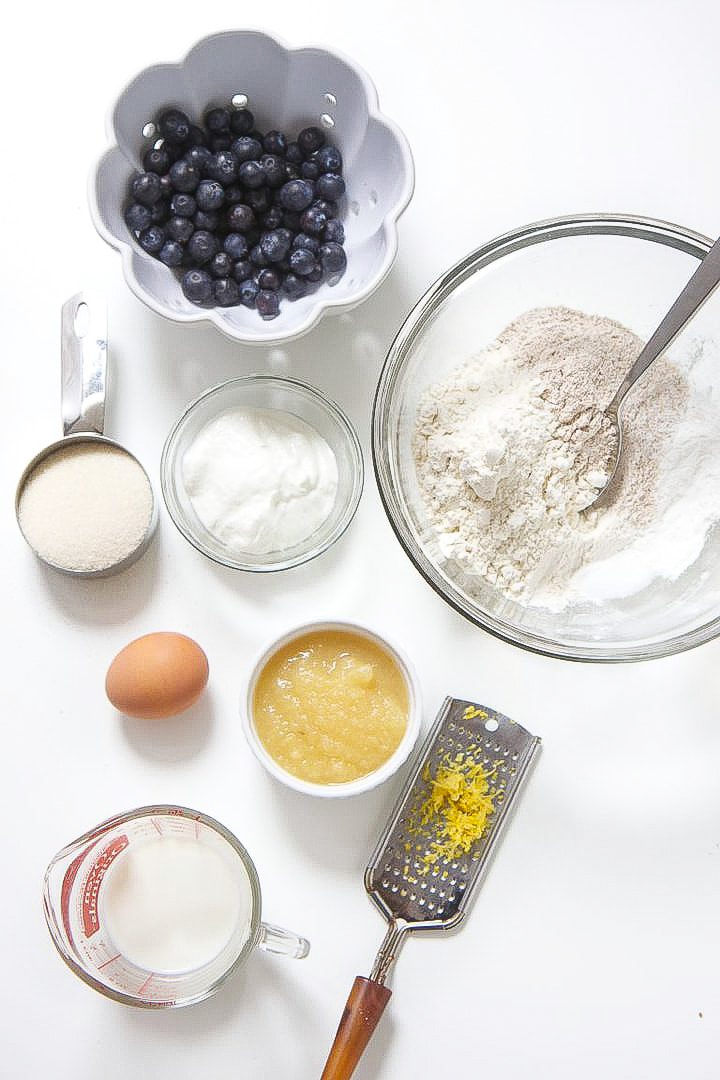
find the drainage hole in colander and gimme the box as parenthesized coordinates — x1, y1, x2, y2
(232, 92, 249, 108)
(142, 122, 156, 138)
(324, 92, 337, 105)
(320, 112, 335, 129)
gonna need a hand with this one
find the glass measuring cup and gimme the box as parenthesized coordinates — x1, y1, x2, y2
(15, 292, 157, 577)
(43, 805, 310, 1008)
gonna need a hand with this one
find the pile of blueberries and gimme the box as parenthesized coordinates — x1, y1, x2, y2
(124, 105, 347, 319)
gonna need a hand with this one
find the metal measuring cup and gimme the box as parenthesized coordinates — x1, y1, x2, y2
(15, 292, 157, 577)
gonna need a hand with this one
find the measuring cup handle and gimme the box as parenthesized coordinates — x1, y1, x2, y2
(257, 921, 310, 959)
(61, 292, 108, 436)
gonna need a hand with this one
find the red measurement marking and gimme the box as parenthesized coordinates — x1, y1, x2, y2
(60, 841, 96, 949)
(151, 819, 163, 836)
(137, 973, 154, 995)
(194, 819, 199, 840)
(96, 953, 121, 970)
(81, 835, 129, 937)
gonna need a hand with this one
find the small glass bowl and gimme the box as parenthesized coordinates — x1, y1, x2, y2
(161, 375, 363, 571)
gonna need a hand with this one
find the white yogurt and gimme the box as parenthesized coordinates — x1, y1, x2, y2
(182, 406, 338, 556)
(101, 836, 253, 974)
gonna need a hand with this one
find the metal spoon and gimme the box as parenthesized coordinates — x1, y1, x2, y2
(584, 232, 720, 511)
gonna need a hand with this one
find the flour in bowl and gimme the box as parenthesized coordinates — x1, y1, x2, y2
(413, 306, 720, 609)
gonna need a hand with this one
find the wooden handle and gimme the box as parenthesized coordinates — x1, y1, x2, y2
(320, 976, 392, 1079)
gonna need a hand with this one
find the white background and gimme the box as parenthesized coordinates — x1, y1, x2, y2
(2, 2, 720, 1077)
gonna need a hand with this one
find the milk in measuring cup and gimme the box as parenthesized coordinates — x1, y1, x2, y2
(101, 835, 253, 973)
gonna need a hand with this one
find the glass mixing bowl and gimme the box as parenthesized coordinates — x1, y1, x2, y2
(373, 214, 720, 661)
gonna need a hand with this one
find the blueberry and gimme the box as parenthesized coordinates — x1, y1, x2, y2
(262, 206, 284, 229)
(194, 209, 219, 231)
(150, 199, 170, 225)
(124, 202, 153, 232)
(232, 258, 254, 283)
(157, 108, 191, 145)
(258, 268, 282, 291)
(324, 218, 345, 244)
(143, 146, 171, 175)
(158, 240, 184, 266)
(131, 171, 163, 207)
(260, 228, 292, 262)
(284, 163, 301, 182)
(223, 184, 245, 206)
(288, 248, 316, 276)
(166, 216, 194, 243)
(256, 289, 280, 318)
(319, 241, 347, 276)
(187, 124, 209, 147)
(186, 230, 219, 265)
(138, 225, 165, 254)
(158, 174, 174, 198)
(169, 159, 200, 193)
(245, 226, 262, 248)
(298, 126, 325, 156)
(250, 244, 269, 268)
(237, 161, 264, 189)
(263, 130, 287, 156)
(301, 161, 321, 181)
(282, 273, 308, 300)
(316, 173, 346, 200)
(245, 188, 271, 213)
(227, 203, 255, 232)
(300, 206, 328, 235)
(214, 277, 240, 306)
(207, 150, 238, 185)
(181, 268, 213, 304)
(278, 179, 314, 212)
(312, 198, 337, 217)
(205, 106, 231, 134)
(314, 145, 343, 174)
(292, 233, 319, 253)
(162, 143, 186, 165)
(231, 136, 263, 164)
(285, 141, 303, 164)
(260, 154, 286, 188)
(306, 264, 324, 284)
(223, 232, 248, 260)
(239, 279, 259, 308)
(229, 108, 255, 136)
(196, 179, 225, 211)
(170, 192, 197, 218)
(185, 144, 213, 174)
(210, 252, 234, 278)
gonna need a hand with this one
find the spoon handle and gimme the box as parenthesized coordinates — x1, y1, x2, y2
(607, 233, 720, 416)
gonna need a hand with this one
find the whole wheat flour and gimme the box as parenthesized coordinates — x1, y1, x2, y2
(414, 306, 691, 607)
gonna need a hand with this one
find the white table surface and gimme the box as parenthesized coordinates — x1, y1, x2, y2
(3, 3, 720, 1077)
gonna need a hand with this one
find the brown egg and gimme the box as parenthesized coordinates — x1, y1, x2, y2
(106, 632, 209, 719)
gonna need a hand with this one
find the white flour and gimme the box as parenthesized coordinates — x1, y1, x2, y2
(414, 306, 720, 609)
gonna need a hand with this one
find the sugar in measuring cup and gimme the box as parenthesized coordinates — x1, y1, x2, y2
(43, 805, 309, 1008)
(15, 292, 156, 577)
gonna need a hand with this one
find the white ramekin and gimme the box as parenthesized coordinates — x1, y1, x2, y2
(243, 620, 422, 798)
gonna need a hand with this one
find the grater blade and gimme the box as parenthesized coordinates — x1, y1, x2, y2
(319, 699, 541, 1078)
(365, 696, 541, 934)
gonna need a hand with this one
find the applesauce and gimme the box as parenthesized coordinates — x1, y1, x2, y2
(252, 628, 409, 784)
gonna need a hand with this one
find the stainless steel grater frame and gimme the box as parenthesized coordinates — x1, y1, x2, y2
(365, 696, 541, 984)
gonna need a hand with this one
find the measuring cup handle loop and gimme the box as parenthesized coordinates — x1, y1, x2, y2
(61, 291, 108, 437)
(257, 921, 310, 959)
